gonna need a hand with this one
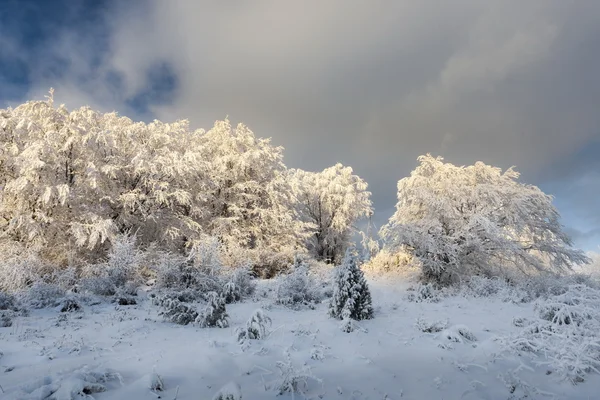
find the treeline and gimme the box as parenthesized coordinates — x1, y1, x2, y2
(0, 92, 372, 278)
(0, 92, 588, 288)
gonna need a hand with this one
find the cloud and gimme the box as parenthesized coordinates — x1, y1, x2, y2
(2, 0, 600, 250)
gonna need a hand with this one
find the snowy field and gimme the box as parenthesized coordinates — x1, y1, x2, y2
(2, 278, 599, 400)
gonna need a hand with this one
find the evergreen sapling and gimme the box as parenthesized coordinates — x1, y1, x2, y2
(329, 249, 373, 321)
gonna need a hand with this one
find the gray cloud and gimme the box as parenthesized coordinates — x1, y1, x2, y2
(13, 0, 600, 249)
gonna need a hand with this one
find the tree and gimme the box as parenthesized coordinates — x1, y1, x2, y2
(380, 154, 589, 285)
(198, 120, 310, 271)
(0, 93, 308, 271)
(329, 249, 373, 321)
(291, 164, 373, 264)
(0, 92, 208, 263)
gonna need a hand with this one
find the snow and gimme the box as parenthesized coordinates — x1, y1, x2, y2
(1, 279, 599, 400)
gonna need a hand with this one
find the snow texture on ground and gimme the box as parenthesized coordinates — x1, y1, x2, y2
(1, 279, 598, 399)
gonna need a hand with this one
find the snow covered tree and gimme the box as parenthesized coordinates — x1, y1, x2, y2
(380, 154, 590, 285)
(0, 93, 309, 273)
(291, 164, 373, 264)
(197, 119, 310, 272)
(329, 249, 373, 320)
(0, 91, 208, 264)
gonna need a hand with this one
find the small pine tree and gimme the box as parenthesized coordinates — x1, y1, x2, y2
(329, 248, 373, 321)
(196, 292, 229, 328)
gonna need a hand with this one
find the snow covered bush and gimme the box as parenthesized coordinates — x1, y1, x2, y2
(236, 309, 272, 343)
(60, 298, 81, 312)
(361, 248, 419, 278)
(150, 253, 223, 299)
(116, 295, 137, 306)
(195, 292, 229, 328)
(79, 275, 117, 297)
(150, 289, 200, 305)
(104, 234, 142, 286)
(212, 382, 242, 400)
(504, 284, 600, 383)
(415, 316, 448, 333)
(575, 251, 600, 282)
(20, 282, 65, 309)
(520, 273, 599, 300)
(0, 291, 16, 310)
(441, 325, 477, 343)
(148, 371, 164, 392)
(0, 244, 49, 293)
(457, 274, 598, 305)
(276, 258, 321, 308)
(79, 234, 142, 296)
(221, 282, 240, 304)
(406, 283, 442, 303)
(7, 366, 122, 400)
(221, 265, 256, 303)
(273, 350, 322, 396)
(156, 296, 199, 325)
(534, 284, 599, 326)
(329, 249, 373, 320)
(1, 311, 13, 327)
(380, 154, 589, 286)
(461, 276, 512, 298)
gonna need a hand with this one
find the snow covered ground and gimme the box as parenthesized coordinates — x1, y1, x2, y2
(1, 279, 599, 400)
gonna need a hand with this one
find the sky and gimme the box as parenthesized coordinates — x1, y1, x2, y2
(1, 0, 599, 251)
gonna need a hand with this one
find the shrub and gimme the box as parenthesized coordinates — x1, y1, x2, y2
(150, 250, 223, 296)
(276, 259, 321, 308)
(361, 249, 420, 278)
(80, 234, 142, 296)
(0, 244, 49, 293)
(195, 292, 229, 328)
(20, 282, 65, 309)
(236, 309, 272, 343)
(503, 284, 600, 383)
(415, 316, 448, 333)
(0, 291, 16, 310)
(273, 351, 321, 396)
(406, 283, 441, 303)
(1, 311, 13, 327)
(441, 325, 477, 343)
(221, 266, 256, 304)
(156, 296, 198, 325)
(10, 366, 123, 399)
(116, 296, 137, 306)
(148, 371, 164, 392)
(60, 298, 81, 312)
